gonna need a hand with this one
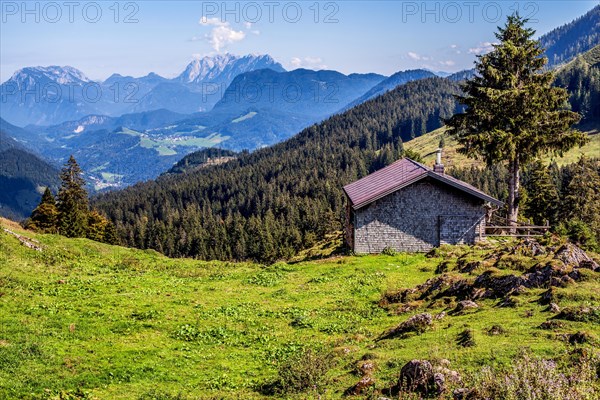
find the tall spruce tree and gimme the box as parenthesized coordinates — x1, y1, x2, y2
(57, 155, 89, 237)
(27, 187, 59, 233)
(87, 210, 109, 242)
(524, 160, 560, 226)
(562, 157, 600, 239)
(446, 14, 586, 228)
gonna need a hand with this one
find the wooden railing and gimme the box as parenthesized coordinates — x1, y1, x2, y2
(485, 215, 550, 237)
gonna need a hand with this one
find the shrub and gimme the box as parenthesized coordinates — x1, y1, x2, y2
(457, 329, 476, 347)
(276, 348, 335, 393)
(468, 350, 599, 400)
(40, 388, 94, 400)
(130, 310, 159, 321)
(382, 246, 398, 256)
(290, 315, 314, 329)
(174, 324, 200, 342)
(246, 271, 282, 287)
(556, 220, 599, 252)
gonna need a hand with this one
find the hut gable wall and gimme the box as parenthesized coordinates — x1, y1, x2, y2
(353, 178, 485, 253)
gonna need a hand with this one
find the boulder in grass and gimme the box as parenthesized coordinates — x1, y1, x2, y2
(435, 311, 447, 320)
(344, 375, 375, 396)
(397, 359, 453, 396)
(398, 360, 434, 394)
(554, 243, 599, 270)
(379, 313, 433, 339)
(453, 387, 477, 399)
(454, 300, 479, 313)
(433, 372, 446, 395)
(513, 238, 547, 257)
(538, 287, 555, 305)
(566, 331, 592, 345)
(356, 359, 376, 376)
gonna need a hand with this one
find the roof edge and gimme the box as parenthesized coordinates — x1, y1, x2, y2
(348, 172, 429, 210)
(343, 158, 503, 210)
(426, 171, 504, 206)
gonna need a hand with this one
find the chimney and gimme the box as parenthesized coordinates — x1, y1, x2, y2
(433, 148, 445, 174)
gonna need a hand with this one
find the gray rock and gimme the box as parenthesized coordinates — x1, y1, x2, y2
(398, 359, 433, 394)
(456, 300, 479, 311)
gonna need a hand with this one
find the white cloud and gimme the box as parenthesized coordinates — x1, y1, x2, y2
(199, 16, 226, 27)
(242, 22, 260, 34)
(468, 42, 497, 55)
(407, 51, 421, 61)
(290, 56, 327, 70)
(449, 44, 461, 54)
(199, 17, 246, 52)
(439, 60, 456, 67)
(407, 51, 431, 61)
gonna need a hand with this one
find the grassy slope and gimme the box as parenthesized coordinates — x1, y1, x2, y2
(406, 126, 600, 169)
(1, 219, 599, 399)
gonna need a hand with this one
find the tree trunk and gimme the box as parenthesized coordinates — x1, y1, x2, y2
(508, 158, 520, 233)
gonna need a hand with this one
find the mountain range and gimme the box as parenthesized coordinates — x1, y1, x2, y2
(213, 68, 385, 118)
(93, 44, 600, 261)
(6, 68, 389, 190)
(0, 54, 285, 126)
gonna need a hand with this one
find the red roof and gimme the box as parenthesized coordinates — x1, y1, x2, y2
(343, 158, 502, 210)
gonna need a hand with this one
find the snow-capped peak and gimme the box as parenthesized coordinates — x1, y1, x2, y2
(176, 54, 285, 84)
(7, 66, 92, 86)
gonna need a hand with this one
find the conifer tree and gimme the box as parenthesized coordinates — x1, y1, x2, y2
(57, 155, 89, 237)
(27, 187, 59, 233)
(102, 220, 120, 245)
(562, 157, 600, 238)
(87, 210, 109, 242)
(524, 160, 560, 226)
(403, 149, 423, 163)
(446, 14, 586, 228)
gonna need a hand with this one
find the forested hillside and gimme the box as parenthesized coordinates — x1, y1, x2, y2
(0, 121, 60, 220)
(94, 77, 461, 261)
(539, 5, 600, 67)
(555, 45, 600, 123)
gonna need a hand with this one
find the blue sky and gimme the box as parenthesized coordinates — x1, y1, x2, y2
(1, 1, 598, 81)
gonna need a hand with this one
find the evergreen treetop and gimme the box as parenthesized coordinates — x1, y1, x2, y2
(446, 14, 587, 226)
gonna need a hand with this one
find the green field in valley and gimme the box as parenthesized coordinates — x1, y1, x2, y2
(118, 128, 230, 156)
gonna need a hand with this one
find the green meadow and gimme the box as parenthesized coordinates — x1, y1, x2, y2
(1, 220, 598, 399)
